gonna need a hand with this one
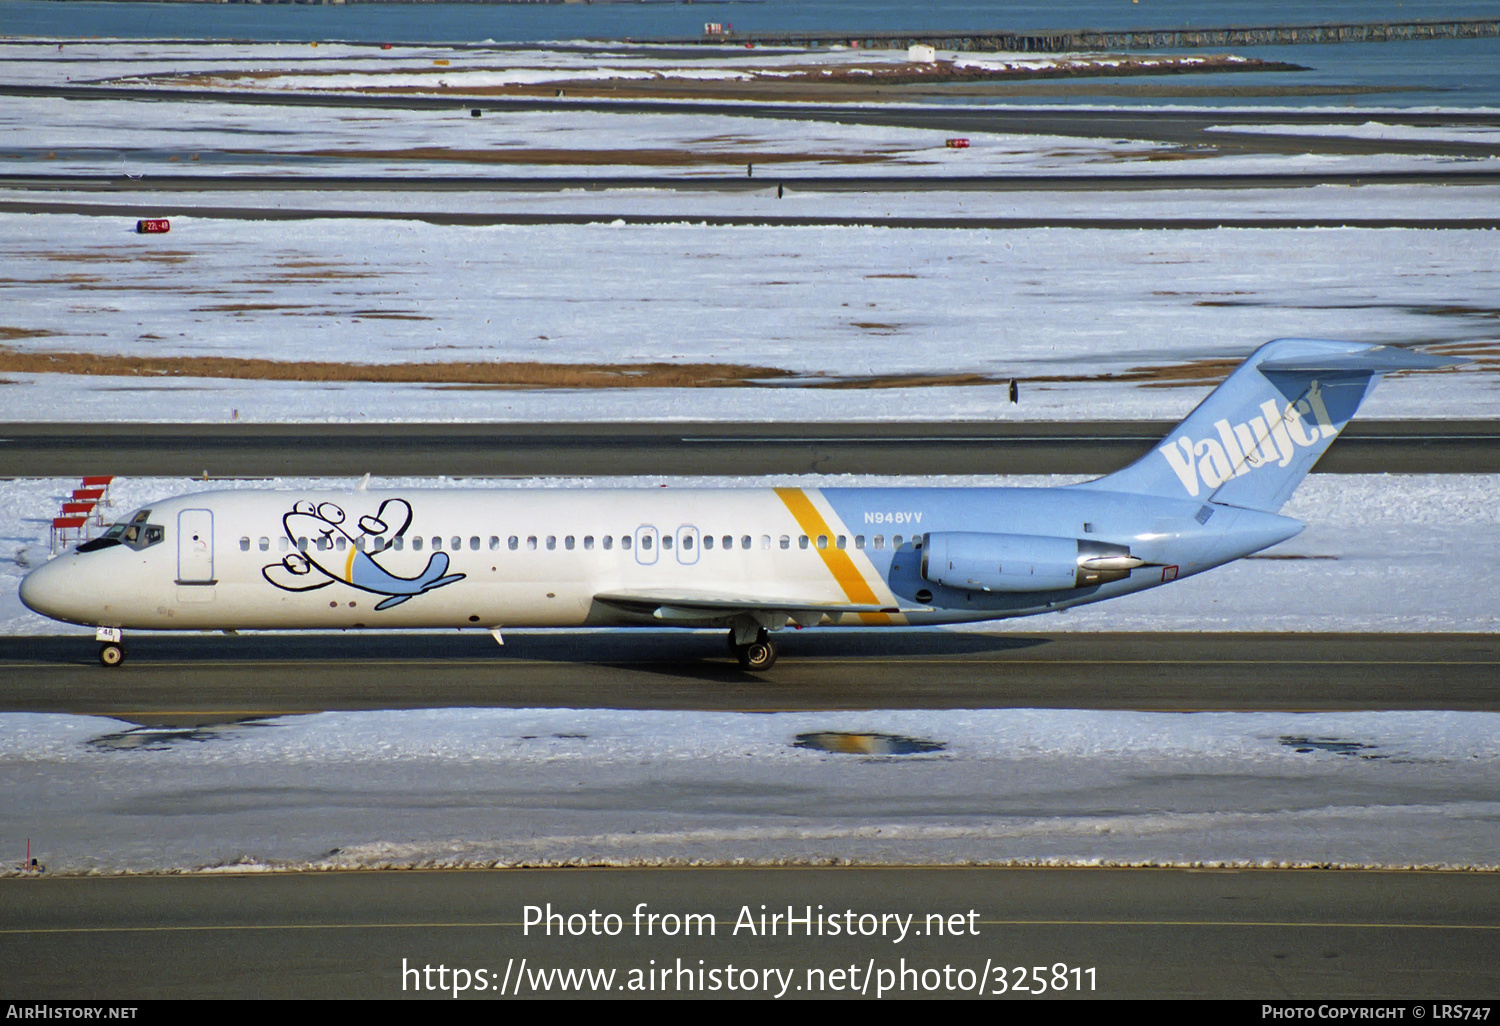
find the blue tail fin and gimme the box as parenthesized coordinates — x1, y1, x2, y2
(1076, 339, 1458, 512)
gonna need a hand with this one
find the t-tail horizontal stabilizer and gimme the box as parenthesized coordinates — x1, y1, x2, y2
(1075, 339, 1463, 512)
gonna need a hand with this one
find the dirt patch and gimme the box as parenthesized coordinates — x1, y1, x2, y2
(1246, 554, 1338, 560)
(0, 347, 1028, 390)
(0, 347, 1465, 391)
(0, 347, 797, 388)
(0, 327, 56, 341)
(192, 302, 318, 313)
(41, 251, 193, 264)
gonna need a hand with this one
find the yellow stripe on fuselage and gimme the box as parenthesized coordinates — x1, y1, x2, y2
(773, 487, 892, 625)
(344, 546, 357, 583)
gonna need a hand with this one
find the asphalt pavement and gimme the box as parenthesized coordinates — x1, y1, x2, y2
(3, 867, 1495, 998)
(2, 420, 1495, 478)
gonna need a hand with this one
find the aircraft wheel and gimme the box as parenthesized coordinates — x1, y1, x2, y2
(98, 643, 125, 668)
(737, 639, 777, 671)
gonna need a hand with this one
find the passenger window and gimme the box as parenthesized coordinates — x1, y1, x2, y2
(336, 536, 346, 551)
(584, 536, 594, 550)
(279, 537, 289, 552)
(239, 537, 250, 552)
(641, 535, 652, 550)
(603, 536, 613, 550)
(562, 536, 573, 550)
(452, 536, 462, 551)
(780, 536, 790, 550)
(893, 535, 904, 548)
(703, 535, 714, 550)
(728, 536, 737, 550)
(682, 534, 693, 550)
(662, 535, 672, 550)
(527, 536, 537, 550)
(874, 535, 884, 550)
(623, 535, 633, 550)
(508, 536, 518, 550)
(546, 536, 556, 550)
(298, 537, 309, 552)
(817, 535, 827, 549)
(433, 537, 443, 551)
(259, 537, 270, 552)
(489, 537, 499, 550)
(470, 536, 480, 551)
(837, 536, 846, 549)
(760, 535, 769, 549)
(799, 535, 809, 549)
(317, 537, 331, 551)
(855, 535, 865, 549)
(413, 537, 423, 551)
(393, 536, 404, 551)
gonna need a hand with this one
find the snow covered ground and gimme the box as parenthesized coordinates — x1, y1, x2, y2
(1, 213, 1494, 422)
(3, 705, 1496, 874)
(4, 472, 1497, 636)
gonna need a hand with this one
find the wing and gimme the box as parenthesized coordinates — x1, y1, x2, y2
(593, 589, 897, 622)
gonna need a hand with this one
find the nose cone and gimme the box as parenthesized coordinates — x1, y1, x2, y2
(19, 556, 91, 625)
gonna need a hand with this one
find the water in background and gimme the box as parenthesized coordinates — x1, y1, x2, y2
(2, 0, 1497, 106)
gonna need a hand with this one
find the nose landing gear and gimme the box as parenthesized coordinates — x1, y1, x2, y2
(95, 627, 125, 668)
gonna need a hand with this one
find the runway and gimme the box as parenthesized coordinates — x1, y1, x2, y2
(4, 632, 1495, 719)
(6, 197, 1498, 231)
(3, 868, 1495, 998)
(1, 421, 1494, 478)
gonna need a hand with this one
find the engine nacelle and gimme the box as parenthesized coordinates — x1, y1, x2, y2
(920, 532, 1144, 593)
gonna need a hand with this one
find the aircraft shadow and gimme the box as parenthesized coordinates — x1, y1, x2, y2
(0, 630, 1050, 667)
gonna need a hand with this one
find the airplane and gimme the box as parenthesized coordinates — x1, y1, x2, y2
(19, 338, 1457, 670)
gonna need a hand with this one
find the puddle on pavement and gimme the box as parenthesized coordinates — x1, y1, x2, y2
(1279, 735, 1388, 760)
(794, 731, 946, 756)
(87, 720, 272, 752)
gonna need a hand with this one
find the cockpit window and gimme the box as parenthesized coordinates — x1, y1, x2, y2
(78, 518, 164, 553)
(120, 523, 164, 551)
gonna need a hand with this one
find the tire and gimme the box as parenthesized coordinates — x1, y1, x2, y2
(98, 643, 125, 668)
(738, 640, 777, 671)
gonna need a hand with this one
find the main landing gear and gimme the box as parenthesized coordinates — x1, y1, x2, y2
(729, 627, 778, 671)
(96, 627, 125, 668)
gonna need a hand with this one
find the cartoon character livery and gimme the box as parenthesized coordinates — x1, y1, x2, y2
(18, 338, 1460, 670)
(262, 498, 465, 610)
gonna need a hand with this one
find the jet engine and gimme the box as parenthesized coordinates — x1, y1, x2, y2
(919, 532, 1145, 593)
